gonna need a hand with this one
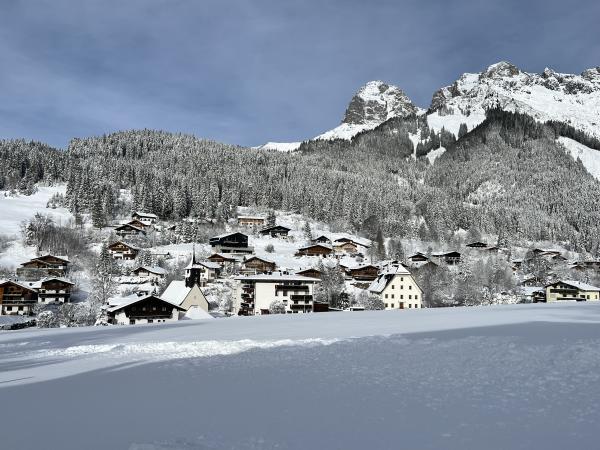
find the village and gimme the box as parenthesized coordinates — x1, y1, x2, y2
(2, 208, 600, 329)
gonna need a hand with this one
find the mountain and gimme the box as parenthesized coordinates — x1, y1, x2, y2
(427, 61, 600, 139)
(257, 81, 419, 151)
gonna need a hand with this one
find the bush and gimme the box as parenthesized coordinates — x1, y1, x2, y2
(269, 300, 286, 314)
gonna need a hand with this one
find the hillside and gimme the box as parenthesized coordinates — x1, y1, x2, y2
(1, 302, 599, 449)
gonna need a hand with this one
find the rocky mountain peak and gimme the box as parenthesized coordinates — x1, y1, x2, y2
(342, 80, 417, 125)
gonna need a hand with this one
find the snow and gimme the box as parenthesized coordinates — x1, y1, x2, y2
(558, 137, 600, 180)
(1, 302, 600, 449)
(426, 145, 446, 164)
(255, 141, 302, 152)
(161, 280, 192, 305)
(0, 185, 73, 236)
(183, 306, 214, 320)
(0, 240, 36, 270)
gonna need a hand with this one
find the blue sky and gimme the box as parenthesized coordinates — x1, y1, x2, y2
(1, 0, 598, 148)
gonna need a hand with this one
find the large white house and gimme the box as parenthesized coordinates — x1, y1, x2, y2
(234, 273, 320, 315)
(544, 280, 600, 302)
(368, 264, 423, 310)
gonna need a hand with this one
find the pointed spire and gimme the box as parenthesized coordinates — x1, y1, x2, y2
(192, 243, 197, 265)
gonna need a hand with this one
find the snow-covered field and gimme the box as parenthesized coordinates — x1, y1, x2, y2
(558, 136, 600, 181)
(1, 302, 599, 449)
(0, 185, 72, 236)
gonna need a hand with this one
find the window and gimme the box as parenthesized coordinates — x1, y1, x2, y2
(400, 295, 403, 299)
(408, 304, 412, 308)
(384, 303, 388, 308)
(409, 295, 412, 300)
(130, 319, 135, 325)
(400, 277, 404, 281)
(162, 306, 167, 311)
(400, 285, 404, 289)
(415, 295, 418, 300)
(391, 294, 395, 299)
(391, 304, 395, 308)
(148, 320, 153, 324)
(385, 294, 388, 299)
(409, 285, 412, 290)
(391, 285, 395, 289)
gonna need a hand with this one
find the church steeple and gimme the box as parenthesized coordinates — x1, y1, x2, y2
(185, 244, 202, 288)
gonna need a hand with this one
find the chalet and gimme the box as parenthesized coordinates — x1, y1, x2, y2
(259, 225, 291, 239)
(242, 256, 277, 274)
(521, 275, 544, 287)
(237, 216, 265, 227)
(161, 281, 212, 312)
(131, 212, 158, 226)
(234, 273, 320, 315)
(368, 264, 423, 310)
(312, 235, 332, 245)
(209, 232, 254, 255)
(466, 241, 488, 248)
(346, 264, 380, 281)
(127, 219, 148, 229)
(35, 277, 74, 304)
(333, 237, 371, 253)
(431, 251, 461, 266)
(334, 241, 361, 255)
(107, 295, 185, 325)
(207, 253, 240, 270)
(407, 252, 430, 268)
(108, 241, 140, 260)
(184, 256, 221, 287)
(295, 268, 322, 280)
(16, 254, 70, 280)
(295, 244, 333, 257)
(0, 280, 38, 315)
(131, 266, 167, 282)
(544, 280, 600, 302)
(115, 223, 146, 237)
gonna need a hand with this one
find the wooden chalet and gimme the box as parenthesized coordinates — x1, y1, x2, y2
(407, 252, 430, 267)
(209, 232, 253, 255)
(237, 216, 265, 227)
(128, 219, 148, 229)
(0, 280, 38, 315)
(207, 253, 240, 269)
(115, 223, 146, 237)
(36, 277, 74, 304)
(131, 211, 158, 225)
(346, 265, 379, 281)
(107, 295, 185, 325)
(16, 254, 70, 280)
(432, 251, 461, 265)
(108, 241, 140, 260)
(242, 256, 277, 274)
(259, 225, 291, 238)
(295, 244, 333, 257)
(466, 241, 488, 248)
(131, 266, 167, 281)
(312, 235, 332, 245)
(295, 268, 322, 280)
(334, 241, 360, 254)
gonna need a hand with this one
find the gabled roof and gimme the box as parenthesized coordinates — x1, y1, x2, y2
(260, 225, 291, 233)
(115, 223, 145, 232)
(466, 241, 488, 247)
(0, 279, 39, 292)
(244, 256, 276, 265)
(237, 215, 265, 220)
(185, 260, 221, 270)
(348, 264, 379, 272)
(432, 251, 461, 257)
(235, 273, 320, 282)
(546, 280, 600, 291)
(38, 277, 74, 285)
(408, 252, 429, 260)
(107, 294, 185, 313)
(207, 253, 239, 261)
(108, 241, 140, 250)
(297, 243, 333, 251)
(368, 264, 411, 294)
(211, 231, 249, 240)
(133, 211, 158, 219)
(132, 266, 167, 275)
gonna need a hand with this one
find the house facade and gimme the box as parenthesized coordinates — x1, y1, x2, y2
(0, 280, 38, 315)
(131, 212, 158, 226)
(368, 264, 423, 310)
(242, 256, 277, 274)
(209, 232, 254, 255)
(295, 244, 333, 257)
(237, 216, 265, 227)
(544, 280, 600, 302)
(35, 278, 74, 305)
(347, 265, 379, 281)
(259, 225, 291, 238)
(234, 273, 320, 315)
(207, 253, 240, 271)
(108, 241, 140, 260)
(185, 258, 221, 287)
(115, 223, 146, 237)
(131, 266, 167, 282)
(161, 280, 212, 312)
(16, 255, 70, 280)
(107, 295, 184, 325)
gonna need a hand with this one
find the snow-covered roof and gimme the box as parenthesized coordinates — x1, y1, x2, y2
(550, 280, 600, 292)
(161, 280, 191, 305)
(133, 211, 158, 219)
(244, 256, 276, 264)
(185, 260, 221, 270)
(133, 266, 167, 275)
(235, 273, 320, 282)
(212, 231, 248, 239)
(237, 215, 265, 220)
(115, 223, 145, 232)
(0, 279, 38, 291)
(183, 306, 214, 320)
(368, 264, 411, 294)
(209, 253, 240, 261)
(107, 295, 184, 312)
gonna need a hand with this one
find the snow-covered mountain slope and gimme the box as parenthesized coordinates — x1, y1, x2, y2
(2, 302, 600, 450)
(558, 137, 600, 181)
(253, 141, 302, 152)
(315, 80, 420, 141)
(427, 62, 600, 138)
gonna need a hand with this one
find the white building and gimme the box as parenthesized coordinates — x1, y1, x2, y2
(185, 260, 221, 287)
(234, 273, 320, 315)
(161, 280, 212, 312)
(368, 264, 423, 310)
(131, 211, 158, 226)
